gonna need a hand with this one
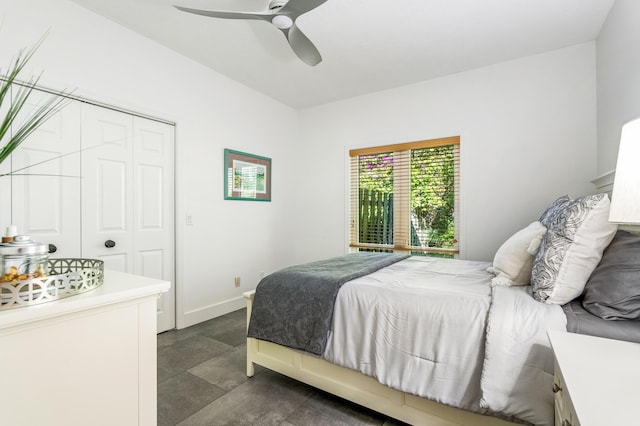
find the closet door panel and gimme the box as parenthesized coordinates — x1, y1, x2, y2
(140, 250, 163, 277)
(134, 117, 175, 332)
(139, 165, 162, 228)
(81, 104, 133, 272)
(97, 159, 127, 230)
(98, 252, 128, 273)
(10, 94, 81, 257)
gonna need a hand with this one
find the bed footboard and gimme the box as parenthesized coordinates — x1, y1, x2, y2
(244, 290, 256, 377)
(242, 290, 515, 426)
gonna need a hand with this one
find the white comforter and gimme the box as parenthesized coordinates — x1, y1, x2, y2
(323, 256, 566, 426)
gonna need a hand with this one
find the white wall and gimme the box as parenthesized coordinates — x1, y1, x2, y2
(296, 43, 597, 262)
(0, 0, 299, 328)
(596, 0, 640, 175)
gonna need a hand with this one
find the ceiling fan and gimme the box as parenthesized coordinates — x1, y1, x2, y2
(174, 0, 328, 66)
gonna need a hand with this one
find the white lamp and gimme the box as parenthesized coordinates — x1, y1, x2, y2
(609, 117, 640, 224)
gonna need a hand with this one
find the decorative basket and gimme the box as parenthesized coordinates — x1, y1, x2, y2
(0, 258, 104, 310)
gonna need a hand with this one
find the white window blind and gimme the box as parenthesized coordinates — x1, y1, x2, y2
(349, 136, 460, 256)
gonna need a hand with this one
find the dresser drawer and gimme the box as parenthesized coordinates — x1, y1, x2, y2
(553, 359, 580, 426)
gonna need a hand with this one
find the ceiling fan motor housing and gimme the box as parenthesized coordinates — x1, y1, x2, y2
(268, 0, 288, 11)
(269, 0, 292, 29)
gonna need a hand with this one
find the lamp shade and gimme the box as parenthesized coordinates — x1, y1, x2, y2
(609, 117, 640, 224)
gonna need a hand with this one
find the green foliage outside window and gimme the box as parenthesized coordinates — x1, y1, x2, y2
(410, 146, 455, 250)
(358, 153, 394, 246)
(357, 146, 456, 253)
(359, 153, 394, 193)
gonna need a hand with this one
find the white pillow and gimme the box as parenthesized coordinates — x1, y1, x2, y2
(531, 193, 617, 304)
(487, 221, 547, 287)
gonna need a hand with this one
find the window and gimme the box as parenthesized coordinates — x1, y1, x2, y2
(349, 136, 459, 257)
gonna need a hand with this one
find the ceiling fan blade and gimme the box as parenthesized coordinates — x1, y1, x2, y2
(173, 5, 272, 22)
(286, 23, 322, 66)
(280, 0, 329, 17)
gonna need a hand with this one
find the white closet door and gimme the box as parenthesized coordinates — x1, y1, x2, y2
(81, 103, 134, 272)
(10, 92, 81, 257)
(81, 104, 175, 332)
(133, 116, 175, 332)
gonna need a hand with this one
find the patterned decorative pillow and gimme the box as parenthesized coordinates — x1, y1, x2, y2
(538, 195, 571, 227)
(487, 221, 547, 286)
(531, 193, 617, 304)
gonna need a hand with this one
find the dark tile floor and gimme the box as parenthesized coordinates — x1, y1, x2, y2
(157, 308, 407, 426)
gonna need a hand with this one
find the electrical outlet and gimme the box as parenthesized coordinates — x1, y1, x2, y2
(234, 276, 241, 287)
(186, 214, 194, 225)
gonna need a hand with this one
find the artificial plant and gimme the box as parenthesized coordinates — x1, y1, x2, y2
(0, 37, 69, 166)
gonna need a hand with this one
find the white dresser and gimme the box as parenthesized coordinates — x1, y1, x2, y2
(0, 270, 170, 426)
(548, 330, 640, 426)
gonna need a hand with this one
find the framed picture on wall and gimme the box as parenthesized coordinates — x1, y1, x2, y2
(224, 149, 272, 201)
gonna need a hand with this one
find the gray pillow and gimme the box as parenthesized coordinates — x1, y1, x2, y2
(582, 230, 640, 320)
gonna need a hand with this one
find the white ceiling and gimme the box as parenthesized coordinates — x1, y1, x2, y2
(68, 0, 614, 109)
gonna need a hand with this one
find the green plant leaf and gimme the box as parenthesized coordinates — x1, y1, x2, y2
(0, 35, 70, 166)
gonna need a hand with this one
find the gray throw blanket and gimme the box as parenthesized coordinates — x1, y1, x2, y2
(247, 252, 409, 355)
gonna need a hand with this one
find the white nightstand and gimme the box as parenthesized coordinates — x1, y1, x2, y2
(548, 330, 640, 426)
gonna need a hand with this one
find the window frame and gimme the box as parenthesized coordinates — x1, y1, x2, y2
(349, 136, 460, 255)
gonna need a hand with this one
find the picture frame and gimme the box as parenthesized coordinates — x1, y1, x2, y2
(224, 149, 272, 201)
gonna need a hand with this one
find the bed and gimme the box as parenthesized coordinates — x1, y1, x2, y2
(243, 193, 640, 426)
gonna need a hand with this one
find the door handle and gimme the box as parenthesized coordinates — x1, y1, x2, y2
(48, 244, 58, 254)
(105, 240, 116, 248)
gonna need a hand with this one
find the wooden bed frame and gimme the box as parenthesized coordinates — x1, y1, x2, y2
(243, 290, 517, 426)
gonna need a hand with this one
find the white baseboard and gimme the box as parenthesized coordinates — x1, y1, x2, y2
(178, 295, 247, 329)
